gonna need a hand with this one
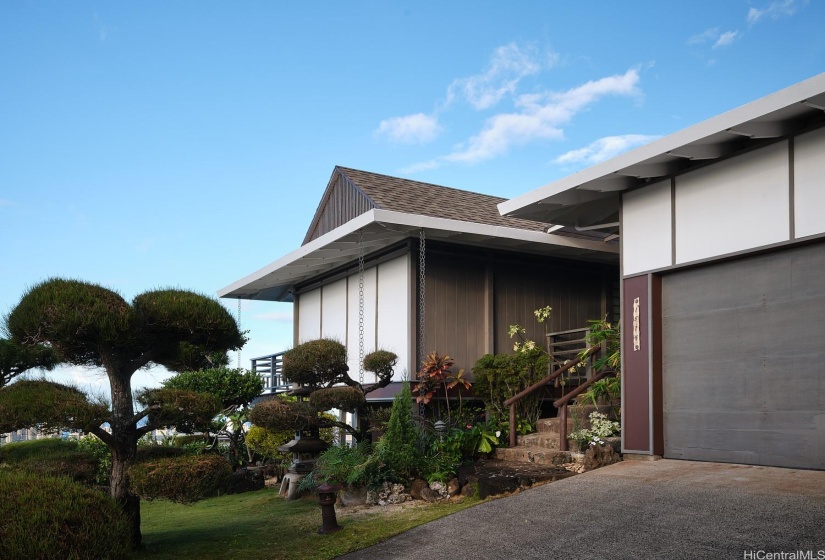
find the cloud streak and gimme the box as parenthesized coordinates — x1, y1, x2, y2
(446, 43, 548, 110)
(747, 0, 806, 24)
(554, 134, 660, 166)
(412, 68, 643, 169)
(376, 43, 556, 147)
(375, 113, 442, 144)
(713, 30, 740, 48)
(688, 27, 739, 48)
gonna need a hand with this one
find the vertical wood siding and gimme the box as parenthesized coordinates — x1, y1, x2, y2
(305, 174, 375, 243)
(421, 243, 617, 377)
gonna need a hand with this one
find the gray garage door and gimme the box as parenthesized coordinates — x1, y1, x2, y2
(663, 242, 825, 469)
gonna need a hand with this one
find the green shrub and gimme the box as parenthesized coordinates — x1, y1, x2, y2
(0, 470, 130, 560)
(76, 433, 113, 485)
(309, 385, 365, 412)
(312, 442, 373, 487)
(378, 382, 421, 481)
(246, 425, 291, 461)
(1, 437, 78, 462)
(282, 339, 348, 386)
(472, 349, 549, 429)
(363, 350, 398, 384)
(1, 438, 100, 485)
(249, 396, 317, 432)
(128, 454, 232, 503)
(134, 445, 190, 462)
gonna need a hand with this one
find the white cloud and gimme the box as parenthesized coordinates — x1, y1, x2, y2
(441, 68, 642, 165)
(688, 28, 720, 45)
(446, 43, 546, 110)
(688, 28, 740, 48)
(554, 134, 660, 166)
(253, 311, 293, 323)
(747, 0, 805, 24)
(713, 30, 740, 48)
(375, 113, 442, 144)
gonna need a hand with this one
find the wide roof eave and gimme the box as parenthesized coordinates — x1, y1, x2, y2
(499, 72, 825, 226)
(217, 208, 618, 302)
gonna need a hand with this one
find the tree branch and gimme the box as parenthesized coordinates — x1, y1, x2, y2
(318, 418, 357, 435)
(89, 425, 117, 448)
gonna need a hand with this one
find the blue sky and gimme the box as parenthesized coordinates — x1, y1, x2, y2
(1, 1, 823, 394)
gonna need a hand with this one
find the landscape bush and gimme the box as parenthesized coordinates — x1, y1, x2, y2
(1, 438, 100, 485)
(129, 453, 232, 503)
(0, 469, 131, 560)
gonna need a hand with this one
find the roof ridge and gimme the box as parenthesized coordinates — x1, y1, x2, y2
(335, 166, 508, 203)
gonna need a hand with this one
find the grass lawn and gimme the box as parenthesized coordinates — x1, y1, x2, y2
(137, 488, 480, 560)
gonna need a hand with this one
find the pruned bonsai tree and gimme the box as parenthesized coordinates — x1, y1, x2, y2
(0, 278, 245, 549)
(160, 367, 265, 467)
(0, 338, 59, 388)
(250, 339, 397, 444)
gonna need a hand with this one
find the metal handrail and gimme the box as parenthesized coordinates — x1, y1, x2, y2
(504, 345, 601, 447)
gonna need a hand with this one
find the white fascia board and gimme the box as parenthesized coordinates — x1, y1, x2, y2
(218, 208, 619, 298)
(217, 210, 379, 298)
(371, 209, 618, 254)
(499, 72, 825, 217)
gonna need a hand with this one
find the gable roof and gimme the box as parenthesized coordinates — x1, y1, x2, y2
(304, 166, 605, 245)
(499, 72, 825, 227)
(303, 167, 550, 244)
(219, 167, 619, 302)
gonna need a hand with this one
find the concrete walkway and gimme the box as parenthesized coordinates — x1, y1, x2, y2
(339, 459, 825, 560)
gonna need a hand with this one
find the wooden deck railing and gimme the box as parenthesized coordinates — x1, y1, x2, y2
(553, 368, 617, 451)
(503, 345, 601, 448)
(251, 351, 290, 394)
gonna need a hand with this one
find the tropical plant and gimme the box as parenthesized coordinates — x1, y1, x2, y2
(472, 348, 549, 430)
(0, 278, 245, 548)
(577, 318, 622, 417)
(414, 351, 472, 421)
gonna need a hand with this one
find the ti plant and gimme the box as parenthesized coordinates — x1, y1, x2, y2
(414, 351, 472, 421)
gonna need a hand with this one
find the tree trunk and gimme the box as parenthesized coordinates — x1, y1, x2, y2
(107, 367, 141, 549)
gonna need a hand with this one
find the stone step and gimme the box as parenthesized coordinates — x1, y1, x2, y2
(494, 445, 571, 466)
(535, 404, 618, 434)
(517, 432, 561, 450)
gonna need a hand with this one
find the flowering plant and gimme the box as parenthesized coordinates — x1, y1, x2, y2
(569, 411, 620, 449)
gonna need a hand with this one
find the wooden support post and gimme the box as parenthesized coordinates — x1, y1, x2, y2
(509, 404, 517, 448)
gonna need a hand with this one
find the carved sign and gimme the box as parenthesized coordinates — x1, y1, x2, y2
(633, 297, 641, 351)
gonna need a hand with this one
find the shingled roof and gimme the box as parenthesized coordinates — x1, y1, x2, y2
(303, 166, 582, 245)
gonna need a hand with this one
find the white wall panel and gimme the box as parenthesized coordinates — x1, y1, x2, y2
(675, 141, 789, 264)
(622, 179, 672, 275)
(377, 256, 410, 381)
(321, 278, 348, 343)
(794, 127, 825, 239)
(297, 289, 321, 343)
(346, 266, 377, 380)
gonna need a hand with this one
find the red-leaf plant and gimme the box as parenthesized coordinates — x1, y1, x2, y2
(413, 351, 472, 420)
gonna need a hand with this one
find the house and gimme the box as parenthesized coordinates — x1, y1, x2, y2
(218, 166, 619, 402)
(499, 72, 825, 470)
